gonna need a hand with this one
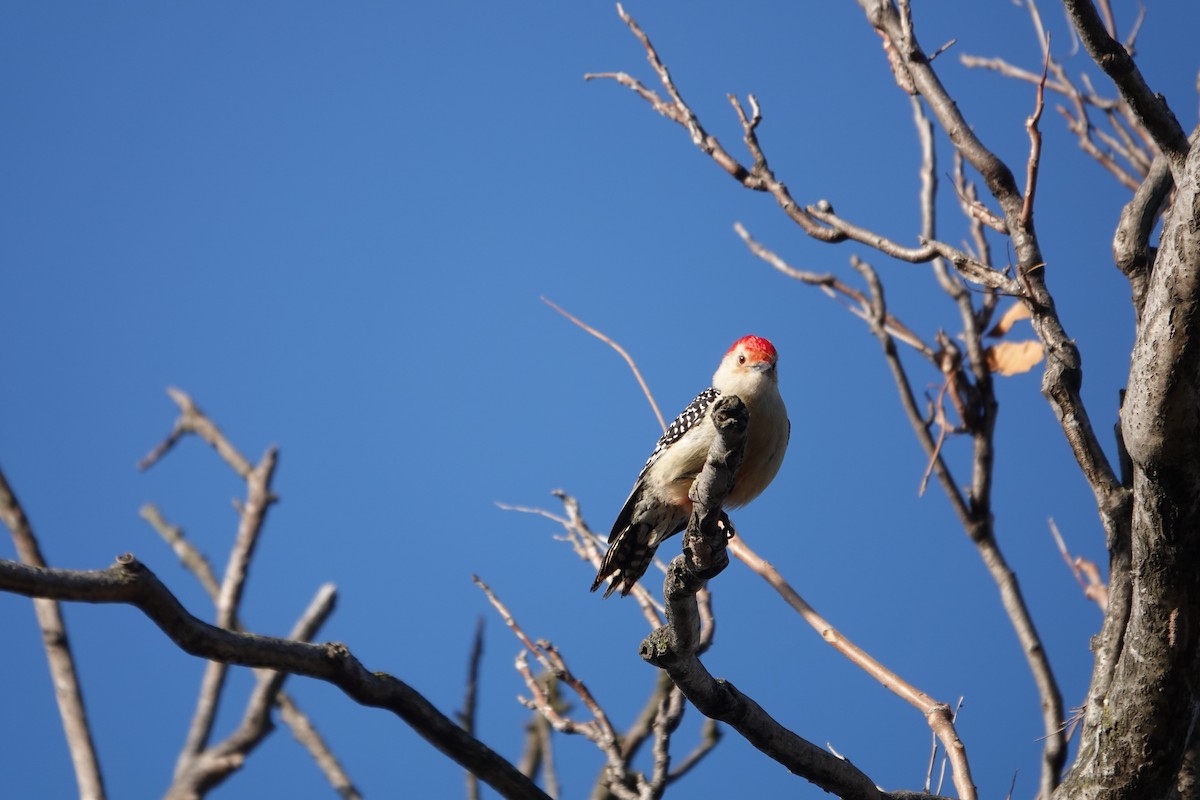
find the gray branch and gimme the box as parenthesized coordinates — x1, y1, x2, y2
(175, 446, 279, 782)
(0, 467, 106, 800)
(0, 555, 551, 800)
(1063, 126, 1200, 799)
(1061, 0, 1190, 174)
(1113, 154, 1173, 319)
(168, 584, 339, 799)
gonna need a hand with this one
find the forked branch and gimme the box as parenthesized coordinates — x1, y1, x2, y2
(0, 556, 550, 800)
(587, 4, 1016, 294)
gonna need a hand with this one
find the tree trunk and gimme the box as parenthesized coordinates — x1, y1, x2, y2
(1058, 133, 1200, 799)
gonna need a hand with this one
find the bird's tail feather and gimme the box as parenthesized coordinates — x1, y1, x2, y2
(591, 525, 657, 598)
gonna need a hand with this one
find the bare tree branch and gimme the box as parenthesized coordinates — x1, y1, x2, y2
(729, 535, 977, 800)
(1048, 518, 1108, 610)
(501, 493, 666, 627)
(458, 617, 485, 800)
(0, 467, 106, 800)
(738, 215, 1054, 793)
(1113, 154, 1172, 319)
(587, 4, 1017, 294)
(1061, 0, 1190, 173)
(175, 446, 279, 779)
(142, 501, 359, 798)
(644, 687, 685, 799)
(276, 695, 362, 800)
(1064, 126, 1200, 798)
(474, 575, 639, 798)
(666, 718, 719, 785)
(734, 223, 935, 358)
(859, 2, 1128, 552)
(140, 504, 221, 599)
(542, 297, 666, 431)
(0, 555, 551, 800)
(962, 2, 1162, 194)
(168, 584, 339, 798)
(1020, 35, 1052, 230)
(139, 388, 254, 477)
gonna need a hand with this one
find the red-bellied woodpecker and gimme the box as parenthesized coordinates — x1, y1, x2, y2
(592, 335, 790, 597)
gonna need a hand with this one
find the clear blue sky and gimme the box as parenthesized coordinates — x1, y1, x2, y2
(2, 3, 1197, 798)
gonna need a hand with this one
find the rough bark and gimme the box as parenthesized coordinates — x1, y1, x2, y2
(1058, 131, 1200, 800)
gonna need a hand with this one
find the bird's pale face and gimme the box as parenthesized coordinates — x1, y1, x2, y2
(728, 337, 778, 379)
(713, 336, 780, 398)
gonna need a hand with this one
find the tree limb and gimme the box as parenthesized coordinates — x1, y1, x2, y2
(0, 556, 551, 800)
(587, 4, 1016, 294)
(1061, 0, 1190, 174)
(0, 467, 106, 800)
(175, 446, 279, 779)
(142, 501, 360, 799)
(730, 535, 977, 800)
(1113, 154, 1173, 320)
(1063, 126, 1200, 799)
(168, 584, 339, 799)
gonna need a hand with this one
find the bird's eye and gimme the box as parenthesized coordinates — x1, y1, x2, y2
(738, 353, 746, 365)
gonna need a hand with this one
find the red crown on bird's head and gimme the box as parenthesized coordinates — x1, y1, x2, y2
(727, 335, 777, 363)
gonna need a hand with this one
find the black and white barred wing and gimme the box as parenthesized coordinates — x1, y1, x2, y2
(592, 387, 723, 597)
(635, 387, 722, 482)
(610, 386, 722, 541)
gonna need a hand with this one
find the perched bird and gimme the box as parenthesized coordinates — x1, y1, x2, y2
(592, 335, 789, 597)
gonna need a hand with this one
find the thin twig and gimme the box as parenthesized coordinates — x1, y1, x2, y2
(1062, 0, 1189, 173)
(277, 695, 362, 800)
(0, 467, 106, 800)
(501, 495, 666, 626)
(918, 381, 954, 497)
(1020, 33, 1051, 230)
(139, 388, 253, 477)
(1049, 518, 1109, 610)
(667, 718, 720, 784)
(935, 697, 965, 796)
(542, 297, 665, 431)
(646, 687, 685, 798)
(734, 223, 935, 358)
(475, 575, 635, 795)
(140, 504, 220, 598)
(590, 4, 1018, 293)
(729, 535, 976, 800)
(459, 617, 485, 800)
(175, 447, 279, 779)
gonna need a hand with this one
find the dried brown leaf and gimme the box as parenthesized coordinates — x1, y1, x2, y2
(986, 302, 1032, 338)
(985, 340, 1045, 376)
